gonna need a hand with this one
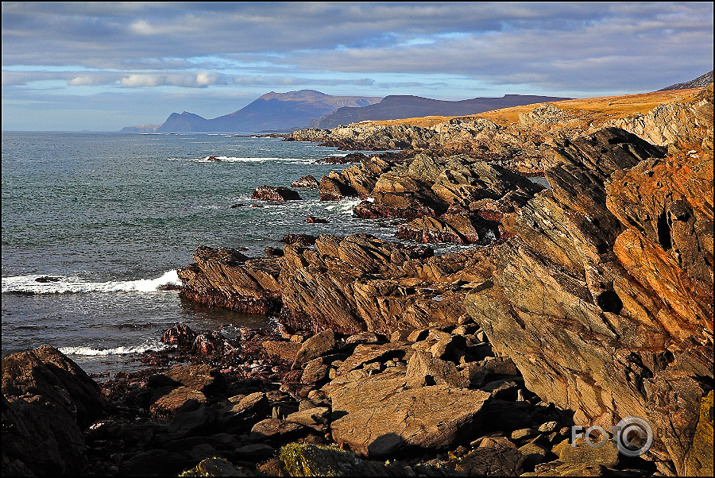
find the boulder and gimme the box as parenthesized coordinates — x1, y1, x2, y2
(2, 346, 104, 476)
(292, 328, 336, 368)
(329, 369, 490, 457)
(251, 185, 301, 201)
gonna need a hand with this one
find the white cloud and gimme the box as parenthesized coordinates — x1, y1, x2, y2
(119, 72, 223, 88)
(67, 75, 116, 86)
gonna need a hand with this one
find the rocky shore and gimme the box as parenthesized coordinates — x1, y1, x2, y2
(3, 86, 712, 477)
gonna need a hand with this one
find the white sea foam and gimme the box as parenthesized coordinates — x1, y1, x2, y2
(168, 156, 312, 164)
(59, 338, 171, 356)
(324, 198, 362, 215)
(1, 270, 181, 295)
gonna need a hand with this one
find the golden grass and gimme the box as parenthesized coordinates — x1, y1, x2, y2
(367, 87, 705, 128)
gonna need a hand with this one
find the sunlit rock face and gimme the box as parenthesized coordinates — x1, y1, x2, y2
(465, 88, 713, 476)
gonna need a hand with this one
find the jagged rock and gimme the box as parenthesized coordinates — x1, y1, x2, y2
(318, 175, 358, 201)
(465, 123, 713, 474)
(292, 329, 336, 368)
(251, 185, 301, 201)
(178, 234, 491, 336)
(177, 246, 282, 314)
(2, 346, 104, 476)
(316, 152, 369, 164)
(612, 85, 713, 147)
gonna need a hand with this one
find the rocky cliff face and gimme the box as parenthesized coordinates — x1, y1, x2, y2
(611, 85, 714, 146)
(464, 97, 713, 476)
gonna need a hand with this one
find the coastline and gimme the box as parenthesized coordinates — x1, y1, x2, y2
(2, 85, 713, 477)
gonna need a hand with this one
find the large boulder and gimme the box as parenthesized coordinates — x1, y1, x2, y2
(329, 369, 490, 457)
(2, 346, 105, 476)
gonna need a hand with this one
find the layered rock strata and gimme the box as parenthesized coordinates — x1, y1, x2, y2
(464, 119, 713, 476)
(178, 234, 495, 335)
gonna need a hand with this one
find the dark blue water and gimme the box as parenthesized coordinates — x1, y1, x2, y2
(2, 132, 410, 375)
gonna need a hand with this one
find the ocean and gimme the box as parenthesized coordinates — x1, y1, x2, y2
(1, 131, 425, 377)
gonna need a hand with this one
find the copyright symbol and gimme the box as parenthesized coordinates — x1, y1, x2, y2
(616, 416, 653, 457)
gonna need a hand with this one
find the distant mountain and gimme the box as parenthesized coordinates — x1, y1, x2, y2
(121, 90, 382, 133)
(309, 94, 573, 129)
(659, 70, 713, 91)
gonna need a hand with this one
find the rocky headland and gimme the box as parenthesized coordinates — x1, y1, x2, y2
(3, 85, 712, 477)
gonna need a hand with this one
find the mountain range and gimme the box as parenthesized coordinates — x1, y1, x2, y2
(120, 90, 571, 134)
(121, 90, 381, 133)
(121, 71, 712, 134)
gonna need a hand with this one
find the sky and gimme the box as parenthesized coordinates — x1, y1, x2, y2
(2, 2, 713, 132)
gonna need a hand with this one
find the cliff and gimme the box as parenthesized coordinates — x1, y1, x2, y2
(464, 86, 713, 476)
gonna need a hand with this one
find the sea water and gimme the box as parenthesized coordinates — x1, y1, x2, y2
(2, 131, 420, 377)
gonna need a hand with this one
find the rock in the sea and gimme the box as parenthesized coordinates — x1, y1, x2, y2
(177, 246, 282, 314)
(178, 233, 493, 336)
(251, 185, 301, 201)
(281, 234, 317, 247)
(2, 346, 105, 476)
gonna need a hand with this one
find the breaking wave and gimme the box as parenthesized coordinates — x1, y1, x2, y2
(1, 270, 181, 295)
(59, 338, 171, 356)
(168, 155, 313, 164)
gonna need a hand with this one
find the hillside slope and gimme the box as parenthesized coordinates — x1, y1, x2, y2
(309, 94, 571, 129)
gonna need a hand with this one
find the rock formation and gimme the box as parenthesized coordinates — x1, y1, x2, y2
(464, 90, 713, 476)
(177, 233, 501, 335)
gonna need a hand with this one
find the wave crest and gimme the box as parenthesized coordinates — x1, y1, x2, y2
(1, 270, 181, 295)
(59, 339, 171, 356)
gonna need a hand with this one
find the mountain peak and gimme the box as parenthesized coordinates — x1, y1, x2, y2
(145, 90, 381, 133)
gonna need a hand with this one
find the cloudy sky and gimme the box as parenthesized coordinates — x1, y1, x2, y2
(2, 2, 713, 131)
